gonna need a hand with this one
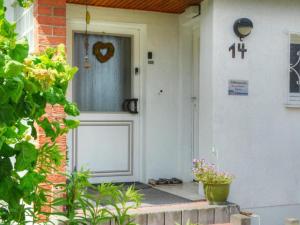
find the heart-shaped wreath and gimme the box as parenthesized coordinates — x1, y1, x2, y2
(93, 41, 115, 63)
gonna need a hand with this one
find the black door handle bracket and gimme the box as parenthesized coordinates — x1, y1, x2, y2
(122, 98, 139, 114)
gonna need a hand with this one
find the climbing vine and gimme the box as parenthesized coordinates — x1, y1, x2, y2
(0, 0, 80, 224)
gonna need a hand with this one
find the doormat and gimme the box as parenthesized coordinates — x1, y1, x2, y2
(88, 182, 193, 205)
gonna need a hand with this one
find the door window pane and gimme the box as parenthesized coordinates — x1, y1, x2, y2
(290, 34, 300, 93)
(73, 33, 132, 112)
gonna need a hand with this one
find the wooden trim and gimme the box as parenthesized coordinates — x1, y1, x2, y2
(67, 0, 202, 14)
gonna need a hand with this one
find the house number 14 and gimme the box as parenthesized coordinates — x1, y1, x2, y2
(229, 43, 247, 59)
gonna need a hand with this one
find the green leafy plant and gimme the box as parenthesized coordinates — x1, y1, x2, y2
(79, 184, 115, 225)
(54, 169, 91, 225)
(192, 159, 234, 185)
(0, 1, 79, 224)
(55, 170, 142, 225)
(94, 184, 142, 225)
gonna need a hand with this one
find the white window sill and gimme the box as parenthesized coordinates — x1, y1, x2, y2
(285, 103, 300, 108)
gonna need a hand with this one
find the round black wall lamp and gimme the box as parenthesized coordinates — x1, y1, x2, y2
(233, 18, 253, 40)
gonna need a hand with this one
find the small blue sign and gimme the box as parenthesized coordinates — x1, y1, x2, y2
(228, 80, 248, 96)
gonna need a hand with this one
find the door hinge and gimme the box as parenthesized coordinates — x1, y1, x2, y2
(135, 67, 139, 75)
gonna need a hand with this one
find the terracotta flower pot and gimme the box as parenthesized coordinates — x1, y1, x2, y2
(203, 183, 230, 205)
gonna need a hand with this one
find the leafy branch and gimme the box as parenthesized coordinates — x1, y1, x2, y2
(0, 1, 80, 224)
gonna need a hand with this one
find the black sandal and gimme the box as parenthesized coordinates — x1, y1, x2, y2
(170, 178, 183, 184)
(148, 179, 158, 186)
(157, 178, 169, 185)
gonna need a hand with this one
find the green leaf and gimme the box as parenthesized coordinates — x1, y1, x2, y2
(64, 102, 80, 116)
(20, 171, 45, 194)
(3, 127, 18, 141)
(0, 143, 16, 157)
(64, 119, 80, 129)
(0, 105, 17, 126)
(9, 38, 29, 62)
(0, 0, 4, 11)
(4, 60, 23, 77)
(16, 95, 36, 118)
(0, 52, 5, 77)
(0, 10, 4, 22)
(0, 86, 9, 104)
(41, 144, 62, 166)
(24, 79, 38, 94)
(0, 136, 4, 149)
(15, 142, 37, 171)
(0, 177, 14, 202)
(0, 18, 16, 38)
(0, 158, 13, 180)
(0, 177, 20, 206)
(55, 62, 65, 73)
(5, 76, 24, 103)
(17, 122, 29, 136)
(65, 66, 78, 81)
(0, 158, 12, 179)
(45, 87, 65, 105)
(0, 207, 9, 221)
(32, 92, 46, 109)
(7, 188, 25, 222)
(0, 51, 5, 67)
(38, 118, 56, 138)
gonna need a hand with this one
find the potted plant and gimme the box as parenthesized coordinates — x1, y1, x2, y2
(192, 159, 234, 205)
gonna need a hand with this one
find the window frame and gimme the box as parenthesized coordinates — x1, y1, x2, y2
(287, 32, 300, 107)
(13, 2, 35, 52)
(72, 32, 133, 113)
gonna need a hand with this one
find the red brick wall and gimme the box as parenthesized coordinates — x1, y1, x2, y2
(34, 0, 67, 214)
(34, 0, 66, 51)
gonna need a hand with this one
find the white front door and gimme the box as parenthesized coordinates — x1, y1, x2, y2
(69, 23, 141, 183)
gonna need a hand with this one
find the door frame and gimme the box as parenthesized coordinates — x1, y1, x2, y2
(66, 19, 147, 182)
(192, 25, 200, 160)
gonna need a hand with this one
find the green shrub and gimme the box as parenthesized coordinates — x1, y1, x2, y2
(0, 1, 79, 224)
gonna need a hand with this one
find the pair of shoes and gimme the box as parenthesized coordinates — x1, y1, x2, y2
(148, 178, 183, 186)
(148, 178, 169, 186)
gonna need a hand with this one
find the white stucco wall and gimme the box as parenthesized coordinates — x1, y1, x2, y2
(199, 0, 300, 224)
(67, 4, 193, 181)
(198, 0, 215, 163)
